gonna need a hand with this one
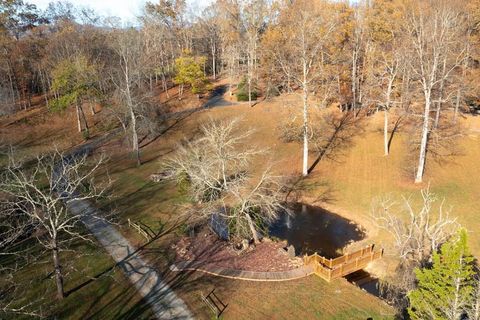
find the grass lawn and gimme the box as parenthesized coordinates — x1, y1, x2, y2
(96, 94, 479, 319)
(173, 274, 393, 319)
(5, 85, 478, 318)
(0, 239, 153, 319)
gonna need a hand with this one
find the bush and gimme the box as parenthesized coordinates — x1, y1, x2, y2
(236, 90, 258, 102)
(236, 77, 258, 102)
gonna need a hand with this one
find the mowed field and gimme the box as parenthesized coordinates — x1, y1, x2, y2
(91, 90, 479, 318)
(4, 85, 479, 318)
(103, 93, 480, 257)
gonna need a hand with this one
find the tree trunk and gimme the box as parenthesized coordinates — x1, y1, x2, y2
(52, 244, 65, 300)
(302, 82, 309, 177)
(453, 88, 461, 124)
(384, 109, 389, 156)
(130, 108, 140, 167)
(248, 77, 252, 107)
(75, 103, 82, 132)
(384, 80, 393, 156)
(212, 42, 216, 80)
(415, 93, 431, 183)
(246, 213, 260, 244)
(79, 103, 89, 138)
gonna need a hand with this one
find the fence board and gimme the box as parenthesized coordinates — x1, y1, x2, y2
(303, 245, 383, 282)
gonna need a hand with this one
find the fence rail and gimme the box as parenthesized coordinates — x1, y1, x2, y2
(303, 244, 383, 282)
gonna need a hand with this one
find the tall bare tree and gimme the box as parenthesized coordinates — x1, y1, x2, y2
(263, 0, 337, 176)
(405, 1, 466, 183)
(0, 149, 109, 299)
(163, 118, 288, 243)
(110, 29, 148, 167)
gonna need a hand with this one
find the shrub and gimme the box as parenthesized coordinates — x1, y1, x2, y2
(236, 77, 258, 102)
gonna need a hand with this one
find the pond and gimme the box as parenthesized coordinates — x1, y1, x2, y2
(269, 203, 366, 258)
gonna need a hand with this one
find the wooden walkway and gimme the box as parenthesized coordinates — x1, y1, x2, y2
(303, 244, 384, 282)
(170, 245, 383, 283)
(170, 261, 314, 281)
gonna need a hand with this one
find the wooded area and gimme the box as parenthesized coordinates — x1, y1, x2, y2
(1, 0, 480, 182)
(2, 0, 480, 319)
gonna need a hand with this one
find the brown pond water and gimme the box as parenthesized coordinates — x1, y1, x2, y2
(269, 203, 366, 258)
(269, 204, 382, 298)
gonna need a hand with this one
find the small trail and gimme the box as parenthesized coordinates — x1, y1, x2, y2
(67, 200, 193, 319)
(60, 87, 245, 319)
(63, 136, 194, 319)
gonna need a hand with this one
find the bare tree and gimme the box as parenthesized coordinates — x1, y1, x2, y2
(162, 118, 288, 243)
(372, 187, 458, 265)
(405, 1, 466, 183)
(263, 0, 337, 176)
(240, 0, 268, 107)
(372, 187, 459, 312)
(109, 29, 158, 166)
(0, 149, 110, 300)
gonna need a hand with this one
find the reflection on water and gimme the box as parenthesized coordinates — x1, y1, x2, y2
(269, 203, 366, 258)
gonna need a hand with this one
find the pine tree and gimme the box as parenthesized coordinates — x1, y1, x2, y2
(408, 229, 475, 320)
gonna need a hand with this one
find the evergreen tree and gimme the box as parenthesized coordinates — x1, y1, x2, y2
(408, 229, 475, 320)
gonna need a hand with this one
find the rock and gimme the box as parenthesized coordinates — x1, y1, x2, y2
(287, 245, 296, 258)
(150, 172, 168, 182)
(241, 239, 249, 250)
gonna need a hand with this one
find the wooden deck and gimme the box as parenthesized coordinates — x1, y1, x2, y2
(303, 244, 383, 282)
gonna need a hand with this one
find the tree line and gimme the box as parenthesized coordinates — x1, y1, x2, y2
(1, 0, 480, 177)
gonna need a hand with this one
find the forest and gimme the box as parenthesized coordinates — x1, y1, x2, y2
(1, 0, 480, 319)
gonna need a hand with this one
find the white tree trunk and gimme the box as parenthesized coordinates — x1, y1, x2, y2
(212, 42, 216, 80)
(130, 107, 140, 167)
(415, 94, 431, 183)
(75, 103, 82, 132)
(453, 88, 461, 124)
(384, 109, 389, 156)
(302, 82, 309, 177)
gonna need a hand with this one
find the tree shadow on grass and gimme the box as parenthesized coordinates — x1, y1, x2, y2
(308, 110, 367, 175)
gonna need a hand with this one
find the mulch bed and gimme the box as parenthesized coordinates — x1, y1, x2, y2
(172, 227, 304, 272)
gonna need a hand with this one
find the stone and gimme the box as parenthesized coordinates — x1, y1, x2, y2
(287, 245, 296, 258)
(150, 172, 168, 182)
(241, 239, 249, 250)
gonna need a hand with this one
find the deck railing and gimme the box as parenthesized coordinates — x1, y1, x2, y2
(303, 244, 383, 282)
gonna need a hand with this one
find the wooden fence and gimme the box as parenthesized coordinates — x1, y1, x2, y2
(303, 244, 383, 282)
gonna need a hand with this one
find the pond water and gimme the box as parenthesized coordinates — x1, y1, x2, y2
(268, 203, 366, 258)
(345, 270, 381, 297)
